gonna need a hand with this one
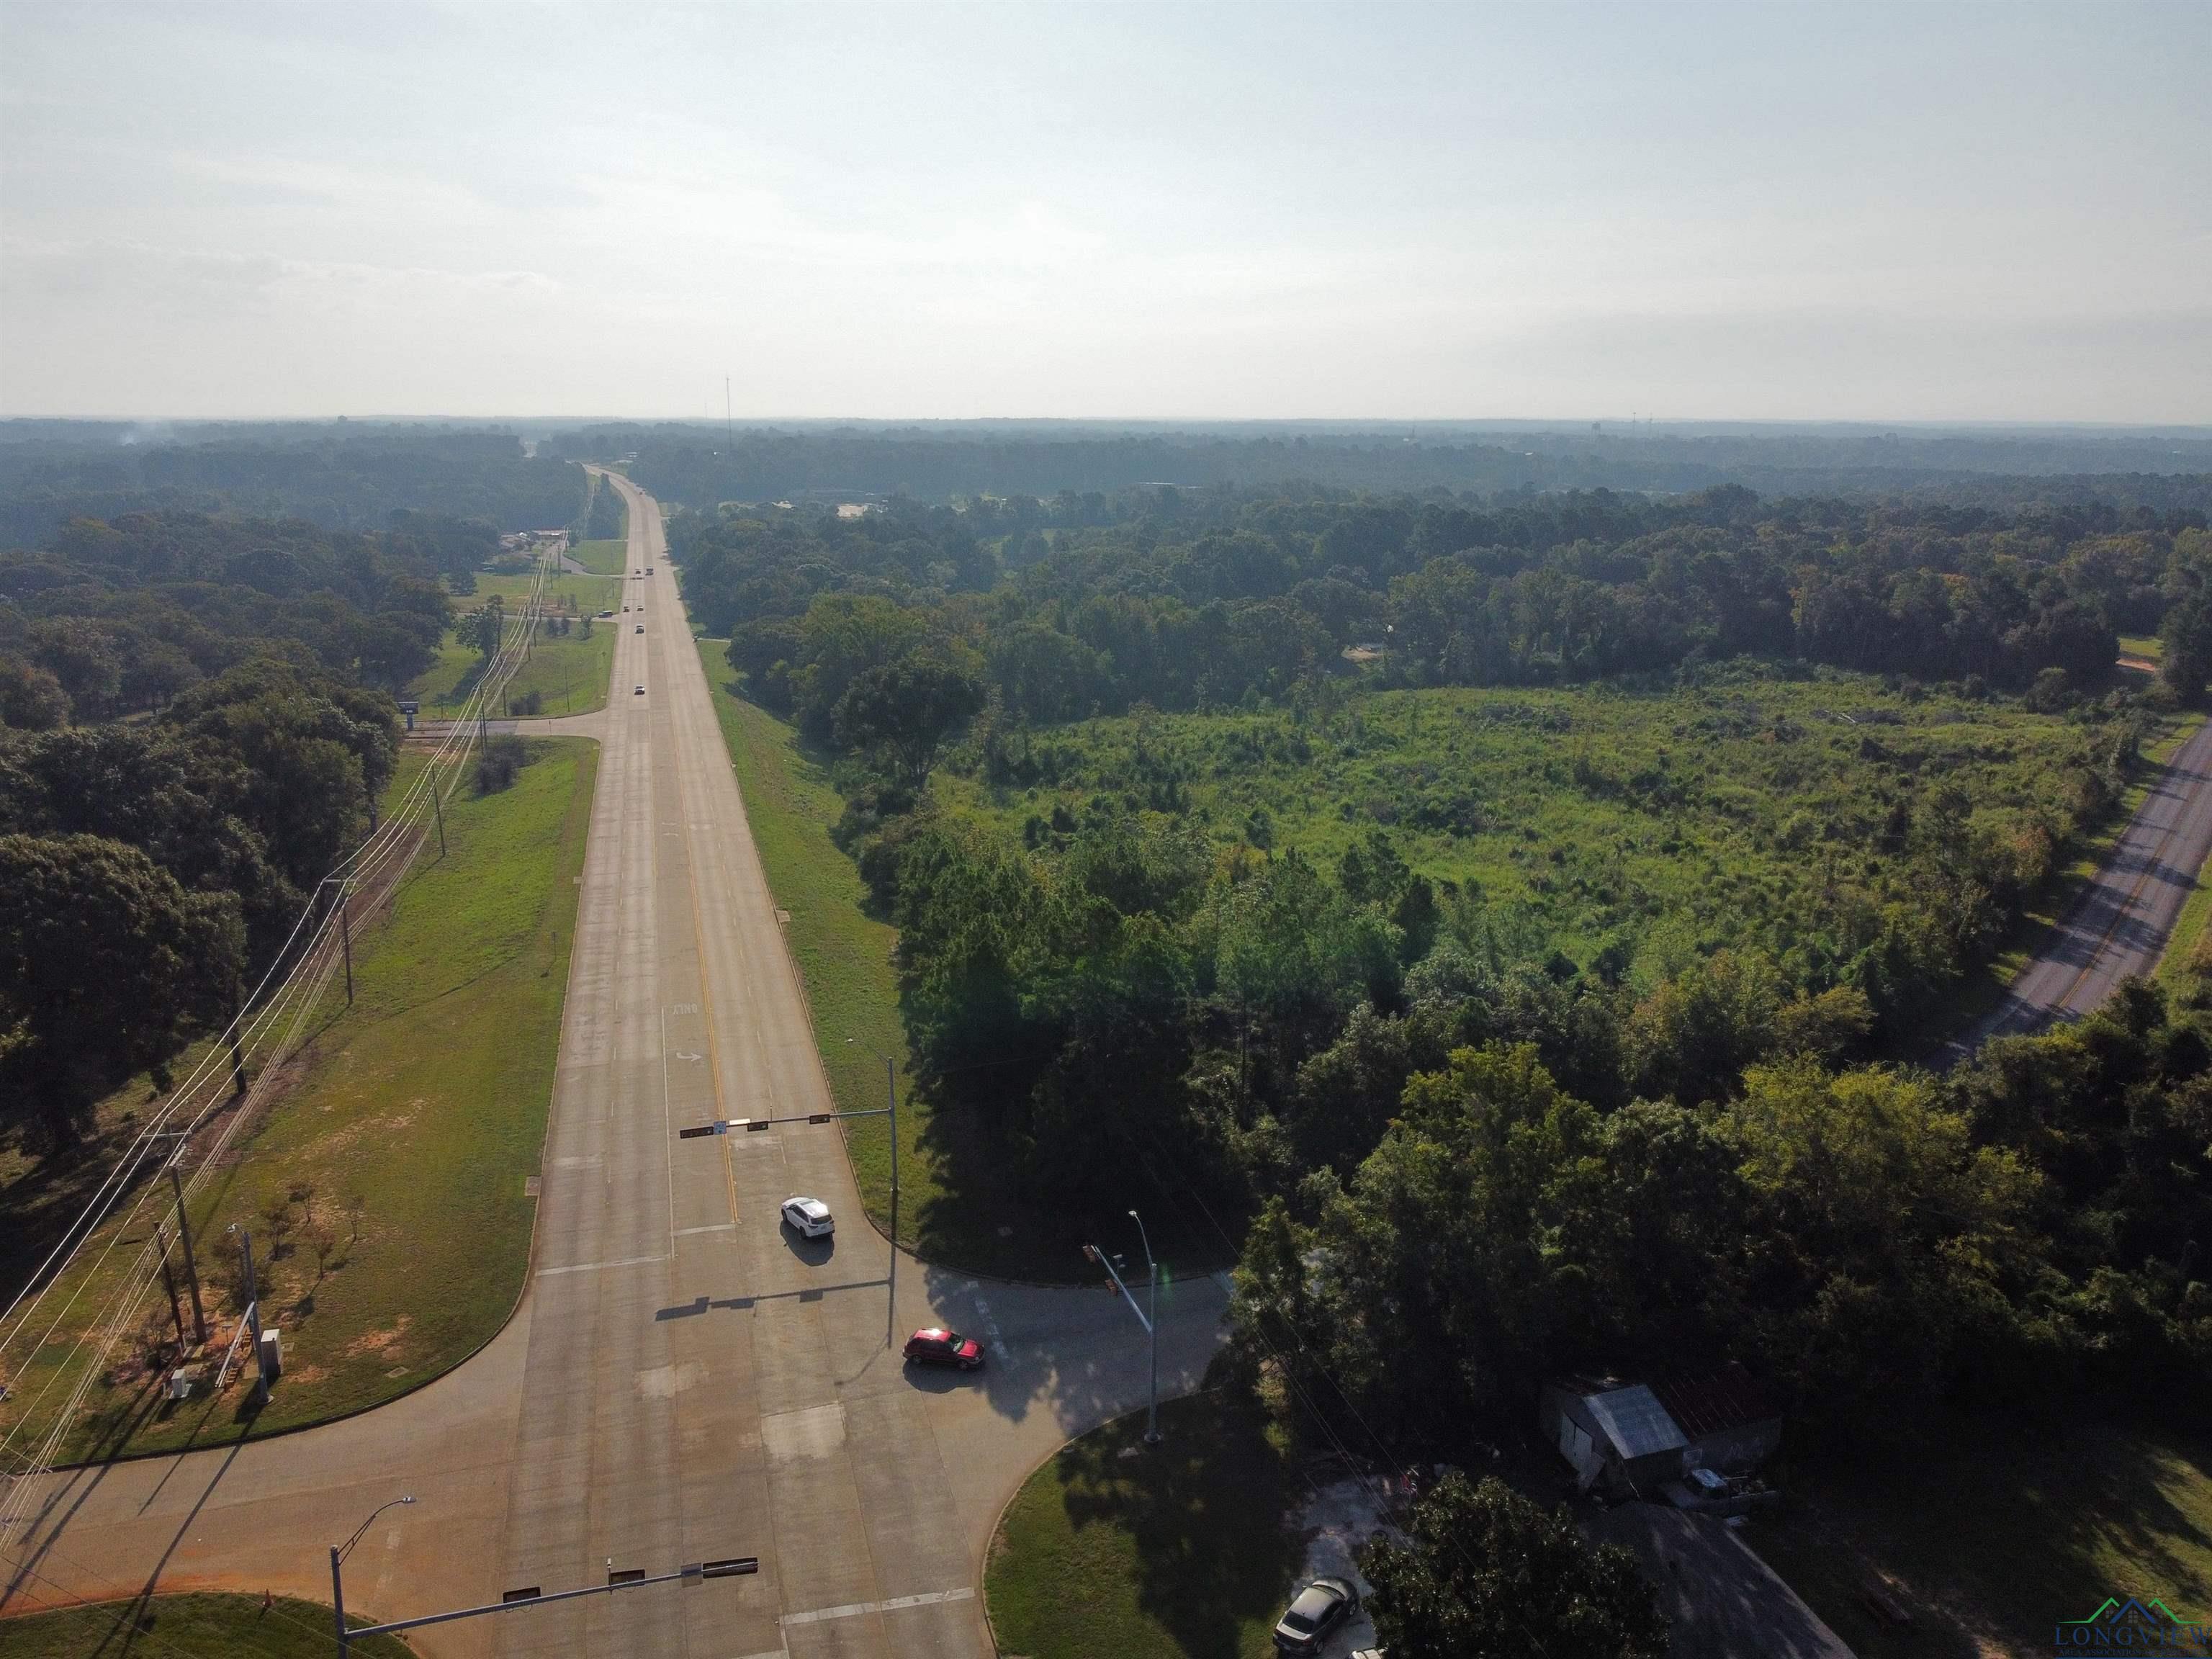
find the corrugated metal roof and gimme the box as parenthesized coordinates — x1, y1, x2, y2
(1583, 1384, 1687, 1461)
(1651, 1363, 1780, 1439)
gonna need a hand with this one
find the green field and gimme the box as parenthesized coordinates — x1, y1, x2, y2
(567, 537, 628, 575)
(984, 1393, 1303, 1659)
(1748, 1418, 2212, 1658)
(0, 739, 597, 1462)
(945, 672, 2114, 998)
(410, 570, 622, 716)
(0, 1594, 412, 1658)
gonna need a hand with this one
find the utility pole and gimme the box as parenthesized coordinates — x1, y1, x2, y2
(168, 1160, 206, 1344)
(338, 883, 354, 1005)
(1129, 1209, 1161, 1445)
(724, 375, 733, 455)
(233, 1225, 264, 1401)
(431, 773, 447, 857)
(227, 1017, 248, 1099)
(155, 1221, 185, 1349)
(886, 1056, 899, 1349)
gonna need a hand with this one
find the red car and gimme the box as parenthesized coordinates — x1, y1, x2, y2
(903, 1327, 984, 1370)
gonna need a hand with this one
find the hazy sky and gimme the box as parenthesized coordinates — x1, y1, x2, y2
(2, 2, 2206, 422)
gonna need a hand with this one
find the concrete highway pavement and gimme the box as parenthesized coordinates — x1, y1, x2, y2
(2, 479, 1228, 1656)
(1942, 713, 2212, 1064)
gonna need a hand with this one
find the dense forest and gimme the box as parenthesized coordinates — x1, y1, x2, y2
(0, 426, 585, 546)
(557, 420, 2212, 508)
(0, 503, 506, 1151)
(668, 475, 2212, 1447)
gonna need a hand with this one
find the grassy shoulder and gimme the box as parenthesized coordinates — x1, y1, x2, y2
(693, 637, 1096, 1281)
(985, 1393, 1303, 1659)
(0, 738, 596, 1462)
(0, 1595, 412, 1658)
(1746, 1416, 2212, 1658)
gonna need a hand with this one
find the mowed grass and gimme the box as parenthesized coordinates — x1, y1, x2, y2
(1746, 1416, 2212, 1658)
(0, 1594, 412, 1658)
(0, 739, 597, 1462)
(567, 537, 628, 575)
(985, 1393, 1304, 1659)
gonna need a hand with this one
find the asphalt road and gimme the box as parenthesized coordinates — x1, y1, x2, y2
(1941, 713, 2212, 1064)
(1, 480, 1227, 1657)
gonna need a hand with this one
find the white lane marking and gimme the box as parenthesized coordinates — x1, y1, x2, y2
(780, 1587, 974, 1627)
(675, 1222, 737, 1236)
(534, 1253, 670, 1277)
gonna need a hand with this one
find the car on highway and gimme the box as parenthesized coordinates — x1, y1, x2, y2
(1273, 1578, 1359, 1654)
(647, 565, 655, 573)
(903, 1328, 983, 1370)
(780, 1196, 834, 1238)
(635, 624, 644, 634)
(634, 684, 644, 696)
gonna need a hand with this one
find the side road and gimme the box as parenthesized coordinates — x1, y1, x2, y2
(1941, 714, 2212, 1064)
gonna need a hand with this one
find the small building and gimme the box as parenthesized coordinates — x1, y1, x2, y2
(1651, 1362, 1782, 1476)
(1541, 1365, 1781, 1494)
(1542, 1375, 1687, 1493)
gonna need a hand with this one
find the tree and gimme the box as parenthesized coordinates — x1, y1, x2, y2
(1362, 1474, 1668, 1659)
(0, 834, 243, 1148)
(0, 655, 69, 730)
(831, 652, 984, 790)
(2159, 590, 2212, 699)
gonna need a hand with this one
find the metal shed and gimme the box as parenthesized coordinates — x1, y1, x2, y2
(1540, 1377, 1689, 1493)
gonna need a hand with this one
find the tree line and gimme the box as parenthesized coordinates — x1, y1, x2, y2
(0, 505, 523, 1152)
(0, 427, 588, 547)
(683, 486, 2212, 748)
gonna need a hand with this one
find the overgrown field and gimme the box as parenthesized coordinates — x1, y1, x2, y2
(945, 668, 2157, 1010)
(0, 1594, 413, 1658)
(0, 739, 595, 1462)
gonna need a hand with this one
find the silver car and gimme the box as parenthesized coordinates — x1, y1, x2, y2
(1274, 1577, 1358, 1654)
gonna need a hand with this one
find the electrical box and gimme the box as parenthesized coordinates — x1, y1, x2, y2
(258, 1328, 282, 1382)
(166, 1371, 194, 1402)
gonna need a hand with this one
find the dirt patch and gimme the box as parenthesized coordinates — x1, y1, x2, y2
(343, 1315, 413, 1361)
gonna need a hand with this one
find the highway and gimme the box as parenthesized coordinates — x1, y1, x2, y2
(1943, 713, 2212, 1063)
(1, 479, 1227, 1657)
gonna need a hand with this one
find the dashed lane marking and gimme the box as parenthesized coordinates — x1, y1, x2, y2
(534, 1253, 670, 1277)
(780, 1587, 975, 1627)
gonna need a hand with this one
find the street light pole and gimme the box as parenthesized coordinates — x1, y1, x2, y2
(331, 1494, 414, 1658)
(1128, 1209, 1161, 1446)
(886, 1055, 899, 1349)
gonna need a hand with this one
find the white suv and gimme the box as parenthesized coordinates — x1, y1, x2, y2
(780, 1197, 834, 1238)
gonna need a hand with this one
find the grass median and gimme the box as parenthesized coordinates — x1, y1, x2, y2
(984, 1392, 1303, 1659)
(0, 1594, 413, 1658)
(0, 737, 596, 1462)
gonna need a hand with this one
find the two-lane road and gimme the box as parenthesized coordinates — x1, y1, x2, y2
(1943, 714, 2212, 1064)
(1, 480, 1226, 1658)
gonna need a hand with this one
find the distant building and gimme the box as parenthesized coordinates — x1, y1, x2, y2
(1541, 1364, 1781, 1495)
